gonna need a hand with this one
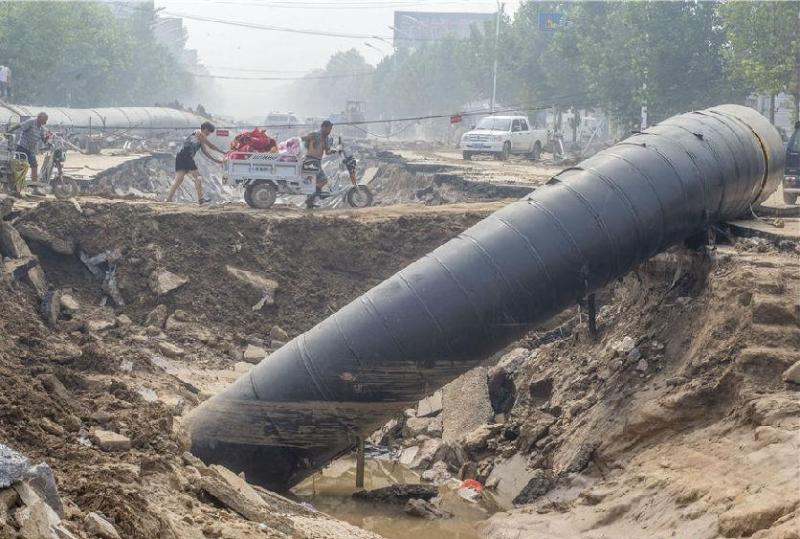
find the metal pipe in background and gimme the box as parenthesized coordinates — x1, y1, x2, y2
(0, 103, 207, 132)
(186, 105, 784, 491)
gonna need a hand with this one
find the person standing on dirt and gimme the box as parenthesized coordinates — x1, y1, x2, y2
(301, 120, 335, 208)
(8, 112, 48, 189)
(167, 121, 224, 205)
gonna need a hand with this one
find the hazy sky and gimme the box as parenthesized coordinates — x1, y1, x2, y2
(152, 0, 522, 117)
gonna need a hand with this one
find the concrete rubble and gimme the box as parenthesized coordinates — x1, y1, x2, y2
(89, 430, 131, 452)
(442, 367, 494, 443)
(0, 165, 797, 539)
(226, 265, 279, 311)
(0, 445, 74, 539)
(242, 344, 267, 364)
(149, 269, 188, 295)
(83, 512, 121, 539)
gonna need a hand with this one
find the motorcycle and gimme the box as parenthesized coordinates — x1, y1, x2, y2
(302, 144, 373, 209)
(1, 131, 79, 199)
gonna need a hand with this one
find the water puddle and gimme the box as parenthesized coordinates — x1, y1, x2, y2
(292, 456, 493, 539)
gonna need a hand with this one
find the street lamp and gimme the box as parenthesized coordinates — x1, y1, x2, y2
(490, 1, 504, 114)
(364, 42, 388, 59)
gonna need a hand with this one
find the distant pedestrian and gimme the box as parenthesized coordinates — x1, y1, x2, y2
(166, 121, 224, 204)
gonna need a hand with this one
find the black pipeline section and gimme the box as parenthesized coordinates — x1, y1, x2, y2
(186, 105, 784, 490)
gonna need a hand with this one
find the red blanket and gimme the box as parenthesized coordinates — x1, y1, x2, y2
(227, 128, 277, 159)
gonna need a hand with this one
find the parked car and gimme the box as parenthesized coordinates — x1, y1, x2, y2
(784, 122, 800, 205)
(460, 115, 547, 161)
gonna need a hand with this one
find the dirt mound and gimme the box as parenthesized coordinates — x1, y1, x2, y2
(370, 243, 800, 538)
(0, 199, 488, 538)
(370, 164, 534, 206)
(17, 200, 484, 340)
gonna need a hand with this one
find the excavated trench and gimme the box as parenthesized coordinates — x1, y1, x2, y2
(0, 105, 795, 539)
(75, 153, 535, 207)
(2, 195, 799, 539)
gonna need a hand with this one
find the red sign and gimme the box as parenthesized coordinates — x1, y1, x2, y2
(450, 114, 463, 125)
(216, 129, 229, 136)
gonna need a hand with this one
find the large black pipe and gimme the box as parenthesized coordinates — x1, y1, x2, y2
(186, 105, 783, 490)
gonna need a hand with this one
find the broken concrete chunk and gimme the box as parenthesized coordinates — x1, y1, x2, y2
(226, 266, 278, 310)
(14, 498, 61, 539)
(85, 319, 115, 333)
(199, 464, 271, 522)
(485, 454, 539, 509)
(16, 224, 75, 255)
(0, 445, 62, 518)
(352, 484, 438, 504)
(612, 336, 636, 354)
(403, 417, 433, 438)
(511, 469, 556, 505)
(59, 294, 80, 313)
(242, 344, 266, 365)
(90, 430, 131, 452)
(149, 270, 188, 295)
(462, 424, 501, 454)
(404, 498, 452, 519)
(442, 367, 493, 444)
(0, 194, 14, 218)
(144, 305, 168, 328)
(40, 290, 62, 327)
(420, 461, 452, 485)
(408, 438, 443, 470)
(38, 375, 70, 401)
(14, 478, 64, 520)
(269, 325, 289, 342)
(2, 256, 38, 281)
(782, 361, 800, 384)
(115, 314, 132, 327)
(494, 347, 531, 374)
(367, 418, 401, 446)
(84, 512, 121, 539)
(102, 270, 125, 307)
(26, 265, 48, 299)
(0, 222, 32, 258)
(427, 415, 443, 437)
(416, 390, 443, 418)
(157, 341, 185, 358)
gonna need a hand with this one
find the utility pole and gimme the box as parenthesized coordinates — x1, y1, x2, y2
(490, 1, 504, 114)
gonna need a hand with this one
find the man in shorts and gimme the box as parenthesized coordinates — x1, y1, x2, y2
(8, 112, 48, 189)
(301, 120, 335, 208)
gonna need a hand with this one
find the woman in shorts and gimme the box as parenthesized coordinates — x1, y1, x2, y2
(167, 121, 224, 204)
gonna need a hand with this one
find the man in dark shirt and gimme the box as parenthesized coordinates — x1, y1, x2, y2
(8, 112, 48, 187)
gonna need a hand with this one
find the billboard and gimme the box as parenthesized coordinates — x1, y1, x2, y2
(393, 11, 494, 49)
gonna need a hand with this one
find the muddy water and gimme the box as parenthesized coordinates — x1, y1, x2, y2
(292, 457, 492, 539)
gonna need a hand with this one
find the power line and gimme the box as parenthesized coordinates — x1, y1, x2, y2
(161, 11, 393, 39)
(156, 0, 496, 8)
(199, 65, 326, 74)
(189, 71, 375, 81)
(45, 93, 594, 131)
(160, 12, 462, 41)
(185, 1, 496, 9)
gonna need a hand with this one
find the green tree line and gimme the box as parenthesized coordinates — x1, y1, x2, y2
(0, 1, 192, 107)
(298, 0, 799, 129)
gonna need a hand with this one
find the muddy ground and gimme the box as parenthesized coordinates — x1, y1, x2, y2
(1, 148, 798, 539)
(0, 199, 497, 539)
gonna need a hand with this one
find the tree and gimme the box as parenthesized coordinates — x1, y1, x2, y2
(549, 1, 745, 129)
(0, 1, 191, 107)
(284, 49, 374, 117)
(719, 1, 800, 123)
